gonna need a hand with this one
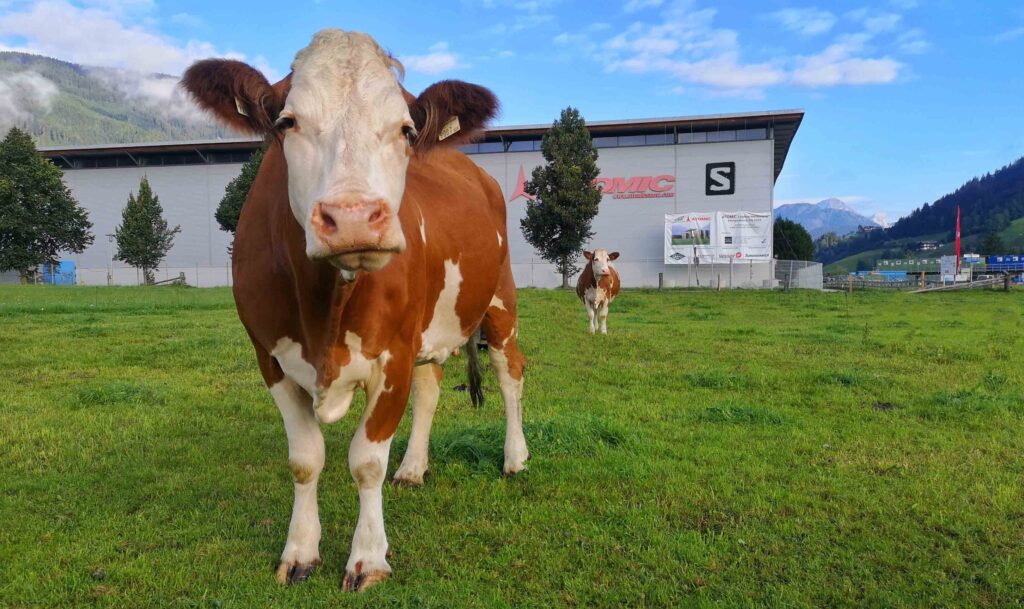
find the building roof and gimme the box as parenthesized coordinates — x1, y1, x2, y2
(41, 109, 804, 181)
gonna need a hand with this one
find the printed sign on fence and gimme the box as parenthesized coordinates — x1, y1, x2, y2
(665, 212, 771, 264)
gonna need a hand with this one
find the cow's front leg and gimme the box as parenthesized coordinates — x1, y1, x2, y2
(270, 378, 325, 585)
(342, 358, 413, 592)
(586, 300, 597, 334)
(599, 302, 609, 334)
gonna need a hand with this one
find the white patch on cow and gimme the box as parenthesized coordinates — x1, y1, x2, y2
(419, 215, 426, 244)
(269, 379, 324, 575)
(316, 331, 391, 424)
(272, 337, 318, 396)
(394, 365, 440, 485)
(497, 231, 503, 247)
(418, 259, 464, 363)
(489, 295, 506, 311)
(346, 399, 394, 582)
(487, 348, 529, 474)
(279, 30, 412, 263)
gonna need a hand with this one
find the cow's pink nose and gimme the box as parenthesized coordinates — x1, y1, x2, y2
(311, 198, 392, 254)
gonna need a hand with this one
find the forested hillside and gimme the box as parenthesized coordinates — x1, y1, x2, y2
(0, 52, 226, 146)
(818, 157, 1024, 263)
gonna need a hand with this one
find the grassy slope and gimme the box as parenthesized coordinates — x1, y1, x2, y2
(1, 287, 1022, 608)
(827, 219, 1024, 273)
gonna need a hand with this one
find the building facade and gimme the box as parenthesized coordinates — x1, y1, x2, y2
(42, 109, 803, 288)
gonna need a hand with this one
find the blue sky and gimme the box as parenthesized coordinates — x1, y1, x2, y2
(1, 0, 1023, 223)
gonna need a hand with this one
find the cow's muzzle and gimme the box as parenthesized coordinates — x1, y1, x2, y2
(310, 198, 404, 271)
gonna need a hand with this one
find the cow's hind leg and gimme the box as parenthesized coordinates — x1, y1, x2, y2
(270, 377, 325, 584)
(482, 292, 529, 475)
(393, 363, 442, 486)
(342, 357, 414, 592)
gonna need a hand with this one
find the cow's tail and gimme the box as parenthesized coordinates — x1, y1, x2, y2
(465, 328, 485, 407)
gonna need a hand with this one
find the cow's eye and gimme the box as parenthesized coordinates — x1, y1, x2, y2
(402, 124, 418, 144)
(275, 115, 296, 130)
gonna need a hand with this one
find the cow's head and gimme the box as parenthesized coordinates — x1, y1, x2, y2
(583, 249, 619, 277)
(182, 29, 498, 272)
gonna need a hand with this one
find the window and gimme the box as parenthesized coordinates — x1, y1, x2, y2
(707, 130, 737, 142)
(737, 128, 767, 141)
(618, 135, 646, 147)
(645, 133, 671, 145)
(507, 139, 537, 152)
(592, 136, 617, 148)
(679, 132, 707, 144)
(477, 141, 504, 153)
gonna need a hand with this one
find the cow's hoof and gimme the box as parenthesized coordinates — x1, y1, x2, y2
(275, 558, 321, 585)
(503, 455, 529, 476)
(392, 471, 425, 487)
(342, 564, 390, 592)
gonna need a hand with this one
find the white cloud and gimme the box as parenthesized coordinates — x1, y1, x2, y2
(624, 0, 663, 13)
(0, 0, 243, 74)
(401, 42, 463, 75)
(771, 8, 837, 36)
(896, 29, 929, 54)
(791, 35, 902, 86)
(0, 70, 59, 131)
(992, 27, 1024, 43)
(169, 12, 205, 29)
(590, 1, 914, 93)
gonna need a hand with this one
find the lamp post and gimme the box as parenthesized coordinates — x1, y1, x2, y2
(106, 234, 114, 286)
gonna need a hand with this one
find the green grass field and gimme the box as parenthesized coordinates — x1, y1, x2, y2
(1, 286, 1022, 608)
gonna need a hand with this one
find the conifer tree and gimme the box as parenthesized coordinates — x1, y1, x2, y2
(114, 176, 180, 284)
(520, 107, 603, 288)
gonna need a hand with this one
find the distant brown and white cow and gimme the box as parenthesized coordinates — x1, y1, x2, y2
(182, 29, 528, 592)
(576, 249, 621, 334)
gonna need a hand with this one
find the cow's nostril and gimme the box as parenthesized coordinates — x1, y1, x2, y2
(368, 209, 384, 225)
(317, 205, 338, 233)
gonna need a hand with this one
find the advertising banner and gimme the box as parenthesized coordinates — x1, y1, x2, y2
(665, 212, 771, 264)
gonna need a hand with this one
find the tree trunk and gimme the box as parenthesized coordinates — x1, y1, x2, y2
(144, 268, 155, 285)
(561, 269, 570, 289)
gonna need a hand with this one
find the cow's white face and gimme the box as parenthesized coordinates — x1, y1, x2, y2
(586, 248, 619, 277)
(278, 30, 413, 272)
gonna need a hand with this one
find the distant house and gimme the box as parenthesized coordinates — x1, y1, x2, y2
(916, 241, 939, 251)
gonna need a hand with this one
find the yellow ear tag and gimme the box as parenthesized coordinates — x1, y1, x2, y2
(438, 116, 461, 141)
(234, 96, 249, 117)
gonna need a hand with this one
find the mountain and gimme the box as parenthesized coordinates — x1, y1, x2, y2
(773, 198, 880, 239)
(0, 52, 227, 146)
(818, 156, 1024, 265)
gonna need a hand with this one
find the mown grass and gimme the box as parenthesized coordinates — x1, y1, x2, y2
(1, 285, 1022, 608)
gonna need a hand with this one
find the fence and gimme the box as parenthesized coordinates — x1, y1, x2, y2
(774, 260, 824, 290)
(75, 264, 234, 288)
(16, 259, 824, 290)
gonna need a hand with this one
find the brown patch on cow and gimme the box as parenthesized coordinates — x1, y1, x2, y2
(289, 460, 315, 484)
(181, 60, 286, 134)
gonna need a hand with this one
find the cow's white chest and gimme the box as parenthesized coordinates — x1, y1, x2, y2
(585, 285, 608, 306)
(417, 259, 465, 364)
(272, 334, 391, 426)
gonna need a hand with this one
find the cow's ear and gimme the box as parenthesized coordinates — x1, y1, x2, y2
(409, 80, 499, 153)
(583, 250, 594, 261)
(608, 252, 620, 261)
(181, 60, 288, 135)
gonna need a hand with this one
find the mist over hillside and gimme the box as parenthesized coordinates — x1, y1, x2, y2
(0, 51, 227, 146)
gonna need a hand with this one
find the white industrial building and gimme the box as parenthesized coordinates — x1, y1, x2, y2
(40, 109, 803, 288)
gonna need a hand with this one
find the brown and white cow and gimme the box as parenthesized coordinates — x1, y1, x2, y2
(576, 249, 621, 334)
(182, 30, 528, 591)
